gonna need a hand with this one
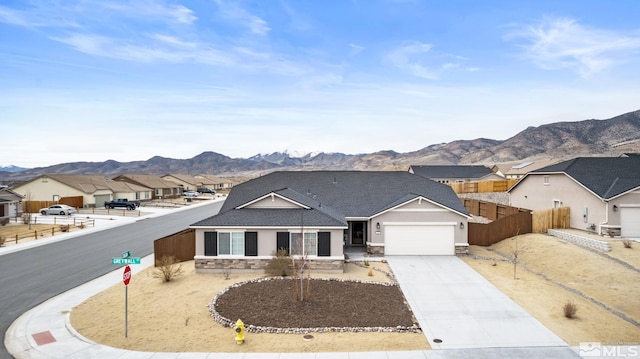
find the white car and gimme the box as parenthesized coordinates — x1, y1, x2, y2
(39, 204, 77, 215)
(183, 191, 200, 197)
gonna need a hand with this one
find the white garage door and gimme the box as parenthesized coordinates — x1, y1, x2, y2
(385, 224, 455, 255)
(621, 207, 640, 238)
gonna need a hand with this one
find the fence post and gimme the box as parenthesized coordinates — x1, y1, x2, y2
(52, 228, 55, 236)
(16, 234, 18, 243)
(35, 230, 38, 240)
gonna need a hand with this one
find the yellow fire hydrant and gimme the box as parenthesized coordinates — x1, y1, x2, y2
(233, 319, 245, 344)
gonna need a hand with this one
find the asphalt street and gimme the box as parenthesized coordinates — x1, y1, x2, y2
(0, 201, 223, 358)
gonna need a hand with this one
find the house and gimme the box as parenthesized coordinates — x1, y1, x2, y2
(509, 156, 640, 238)
(162, 173, 234, 192)
(11, 174, 152, 208)
(190, 171, 470, 273)
(493, 160, 561, 179)
(113, 174, 182, 200)
(409, 165, 503, 184)
(0, 187, 23, 224)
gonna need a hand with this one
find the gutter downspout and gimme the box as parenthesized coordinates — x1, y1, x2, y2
(599, 200, 609, 236)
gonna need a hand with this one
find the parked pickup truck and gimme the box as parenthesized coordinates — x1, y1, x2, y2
(104, 198, 140, 210)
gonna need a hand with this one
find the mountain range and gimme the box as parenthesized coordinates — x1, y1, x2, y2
(2, 109, 639, 184)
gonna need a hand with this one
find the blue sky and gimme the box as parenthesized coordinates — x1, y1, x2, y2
(1, 0, 639, 168)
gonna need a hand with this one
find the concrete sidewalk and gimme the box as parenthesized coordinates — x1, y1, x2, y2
(387, 256, 576, 356)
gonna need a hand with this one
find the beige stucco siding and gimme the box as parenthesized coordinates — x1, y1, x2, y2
(510, 174, 606, 230)
(13, 179, 92, 204)
(369, 198, 468, 245)
(245, 196, 301, 209)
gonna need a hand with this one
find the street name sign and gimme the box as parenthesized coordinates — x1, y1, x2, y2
(112, 257, 141, 265)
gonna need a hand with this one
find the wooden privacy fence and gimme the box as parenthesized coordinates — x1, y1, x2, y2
(22, 196, 84, 212)
(450, 179, 518, 194)
(154, 228, 195, 266)
(468, 211, 532, 246)
(532, 207, 570, 233)
(462, 198, 527, 221)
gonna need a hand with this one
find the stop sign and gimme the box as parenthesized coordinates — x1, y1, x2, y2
(123, 265, 131, 286)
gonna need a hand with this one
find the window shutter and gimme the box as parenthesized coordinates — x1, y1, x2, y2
(245, 232, 258, 256)
(318, 232, 331, 257)
(204, 231, 217, 256)
(276, 232, 290, 254)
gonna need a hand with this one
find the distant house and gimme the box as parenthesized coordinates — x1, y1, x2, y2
(509, 156, 640, 238)
(113, 174, 182, 200)
(190, 171, 470, 273)
(0, 187, 23, 223)
(11, 174, 152, 208)
(409, 165, 503, 184)
(162, 173, 234, 192)
(493, 160, 561, 179)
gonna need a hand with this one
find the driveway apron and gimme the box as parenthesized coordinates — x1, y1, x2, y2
(387, 256, 569, 350)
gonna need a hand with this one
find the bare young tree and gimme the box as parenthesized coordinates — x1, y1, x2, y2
(510, 231, 526, 280)
(291, 209, 312, 301)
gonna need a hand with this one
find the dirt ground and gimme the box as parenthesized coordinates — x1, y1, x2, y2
(70, 261, 430, 353)
(462, 233, 640, 346)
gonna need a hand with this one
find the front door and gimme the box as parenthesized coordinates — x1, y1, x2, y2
(351, 221, 366, 246)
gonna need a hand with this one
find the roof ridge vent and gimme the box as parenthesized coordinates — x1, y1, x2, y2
(333, 176, 337, 184)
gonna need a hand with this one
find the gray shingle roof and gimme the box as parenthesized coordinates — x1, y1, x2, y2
(193, 171, 468, 227)
(411, 165, 494, 179)
(530, 156, 640, 199)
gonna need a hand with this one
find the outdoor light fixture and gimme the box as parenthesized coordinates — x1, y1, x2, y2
(459, 222, 465, 229)
(613, 205, 619, 212)
(376, 222, 380, 230)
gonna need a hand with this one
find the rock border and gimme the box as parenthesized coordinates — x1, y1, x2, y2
(209, 276, 422, 334)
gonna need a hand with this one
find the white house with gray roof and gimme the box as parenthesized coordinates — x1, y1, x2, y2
(191, 171, 470, 273)
(509, 156, 640, 238)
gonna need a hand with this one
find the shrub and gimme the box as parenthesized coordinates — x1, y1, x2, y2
(265, 249, 292, 277)
(563, 301, 578, 319)
(623, 239, 633, 249)
(0, 236, 5, 247)
(153, 255, 184, 282)
(22, 213, 31, 225)
(60, 225, 70, 232)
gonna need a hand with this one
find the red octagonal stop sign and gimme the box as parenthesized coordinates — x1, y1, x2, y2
(123, 265, 131, 286)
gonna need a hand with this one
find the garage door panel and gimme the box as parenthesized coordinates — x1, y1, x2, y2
(621, 207, 640, 238)
(385, 225, 454, 255)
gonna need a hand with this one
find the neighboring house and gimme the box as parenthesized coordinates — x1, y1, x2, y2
(409, 165, 503, 184)
(493, 160, 561, 179)
(0, 187, 23, 223)
(113, 174, 182, 200)
(190, 171, 470, 273)
(162, 173, 234, 192)
(11, 174, 152, 208)
(509, 156, 640, 238)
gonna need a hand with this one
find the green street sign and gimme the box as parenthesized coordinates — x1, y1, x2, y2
(112, 257, 141, 265)
(122, 251, 131, 258)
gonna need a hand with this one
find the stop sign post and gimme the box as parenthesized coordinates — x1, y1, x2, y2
(123, 265, 131, 338)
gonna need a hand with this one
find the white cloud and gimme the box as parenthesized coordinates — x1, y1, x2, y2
(384, 41, 466, 80)
(213, 0, 270, 36)
(506, 16, 640, 78)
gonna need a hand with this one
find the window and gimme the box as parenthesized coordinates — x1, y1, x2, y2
(218, 232, 244, 255)
(155, 188, 162, 196)
(544, 175, 550, 185)
(290, 232, 318, 256)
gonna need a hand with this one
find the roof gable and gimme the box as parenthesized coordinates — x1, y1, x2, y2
(410, 165, 494, 179)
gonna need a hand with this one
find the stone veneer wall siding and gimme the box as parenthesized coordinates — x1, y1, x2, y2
(367, 243, 470, 256)
(196, 258, 345, 273)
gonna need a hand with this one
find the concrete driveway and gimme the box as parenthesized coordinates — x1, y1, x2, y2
(387, 256, 570, 351)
